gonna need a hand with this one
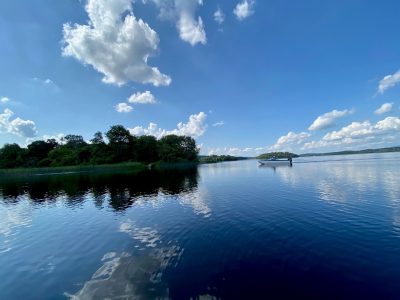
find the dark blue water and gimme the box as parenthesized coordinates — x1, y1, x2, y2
(1, 153, 400, 299)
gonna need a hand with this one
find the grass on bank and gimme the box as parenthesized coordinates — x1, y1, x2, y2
(0, 162, 147, 176)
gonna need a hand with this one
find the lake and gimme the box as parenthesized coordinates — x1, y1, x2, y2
(1, 153, 400, 299)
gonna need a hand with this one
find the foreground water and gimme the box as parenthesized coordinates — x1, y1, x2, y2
(1, 153, 400, 299)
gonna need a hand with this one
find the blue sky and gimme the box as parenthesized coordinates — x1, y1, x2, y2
(1, 0, 400, 155)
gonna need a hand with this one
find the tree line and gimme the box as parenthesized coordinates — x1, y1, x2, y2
(257, 152, 299, 159)
(0, 125, 199, 169)
(199, 155, 248, 163)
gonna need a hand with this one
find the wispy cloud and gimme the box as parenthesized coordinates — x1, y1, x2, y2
(374, 102, 393, 115)
(146, 0, 206, 46)
(378, 70, 400, 93)
(234, 0, 255, 21)
(214, 8, 225, 25)
(212, 121, 224, 127)
(308, 109, 353, 131)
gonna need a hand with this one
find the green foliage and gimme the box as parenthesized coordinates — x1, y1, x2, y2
(257, 152, 299, 159)
(26, 139, 58, 166)
(106, 125, 136, 162)
(136, 135, 159, 163)
(0, 144, 26, 168)
(90, 131, 105, 145)
(199, 155, 247, 164)
(0, 126, 200, 169)
(158, 135, 198, 162)
(48, 147, 79, 167)
(62, 135, 87, 149)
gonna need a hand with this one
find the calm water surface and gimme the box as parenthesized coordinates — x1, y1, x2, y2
(1, 153, 400, 299)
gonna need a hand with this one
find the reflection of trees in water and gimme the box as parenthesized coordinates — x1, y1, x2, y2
(0, 167, 199, 211)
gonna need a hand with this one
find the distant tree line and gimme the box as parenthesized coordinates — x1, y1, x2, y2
(199, 155, 248, 164)
(257, 152, 299, 159)
(0, 125, 199, 169)
(299, 146, 400, 157)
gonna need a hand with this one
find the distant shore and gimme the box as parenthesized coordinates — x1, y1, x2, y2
(299, 146, 400, 157)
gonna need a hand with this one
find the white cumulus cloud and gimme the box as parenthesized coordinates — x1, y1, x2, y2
(234, 0, 255, 21)
(1, 97, 10, 104)
(214, 8, 225, 25)
(0, 108, 37, 138)
(62, 0, 171, 86)
(375, 102, 393, 115)
(206, 146, 266, 156)
(375, 116, 400, 131)
(270, 131, 311, 151)
(129, 112, 207, 138)
(308, 109, 353, 131)
(115, 103, 133, 113)
(147, 0, 206, 46)
(303, 116, 400, 150)
(378, 70, 400, 93)
(128, 91, 156, 104)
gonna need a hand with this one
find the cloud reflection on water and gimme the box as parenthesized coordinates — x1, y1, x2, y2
(273, 154, 400, 232)
(68, 221, 184, 300)
(0, 198, 33, 254)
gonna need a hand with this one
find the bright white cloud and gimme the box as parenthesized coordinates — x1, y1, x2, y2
(207, 147, 246, 156)
(212, 121, 224, 127)
(378, 70, 400, 93)
(375, 116, 400, 131)
(1, 97, 10, 104)
(62, 0, 171, 86)
(8, 118, 38, 138)
(128, 91, 156, 104)
(303, 116, 400, 150)
(270, 131, 311, 151)
(308, 109, 353, 131)
(147, 0, 206, 46)
(115, 102, 133, 113)
(375, 102, 393, 115)
(214, 8, 225, 25)
(0, 108, 37, 138)
(129, 112, 207, 138)
(234, 0, 255, 21)
(322, 121, 374, 142)
(206, 146, 266, 156)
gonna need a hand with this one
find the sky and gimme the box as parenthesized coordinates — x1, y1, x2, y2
(0, 0, 400, 156)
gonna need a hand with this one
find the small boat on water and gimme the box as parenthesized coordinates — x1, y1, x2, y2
(258, 157, 293, 166)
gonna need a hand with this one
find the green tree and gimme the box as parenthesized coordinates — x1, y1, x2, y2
(27, 140, 58, 166)
(136, 135, 159, 163)
(48, 147, 78, 166)
(89, 131, 111, 164)
(106, 125, 136, 162)
(90, 131, 105, 145)
(158, 135, 198, 162)
(0, 143, 26, 168)
(62, 135, 87, 149)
